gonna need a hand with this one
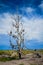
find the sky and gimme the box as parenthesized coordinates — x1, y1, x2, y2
(0, 0, 43, 50)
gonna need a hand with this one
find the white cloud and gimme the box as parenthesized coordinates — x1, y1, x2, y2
(0, 13, 43, 42)
(22, 16, 43, 42)
(26, 7, 34, 13)
(0, 13, 14, 34)
(20, 7, 34, 13)
(39, 1, 43, 11)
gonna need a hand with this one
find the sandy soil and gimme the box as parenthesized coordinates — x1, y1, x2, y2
(0, 53, 43, 65)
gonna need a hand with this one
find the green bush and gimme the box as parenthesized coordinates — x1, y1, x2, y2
(0, 56, 19, 62)
(19, 63, 24, 65)
(30, 64, 36, 65)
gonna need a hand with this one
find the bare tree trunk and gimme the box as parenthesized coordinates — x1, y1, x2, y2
(18, 52, 21, 59)
(18, 49, 21, 59)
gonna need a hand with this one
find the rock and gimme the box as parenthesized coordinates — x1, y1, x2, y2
(33, 53, 41, 58)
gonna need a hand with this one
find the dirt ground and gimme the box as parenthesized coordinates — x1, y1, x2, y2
(0, 53, 43, 65)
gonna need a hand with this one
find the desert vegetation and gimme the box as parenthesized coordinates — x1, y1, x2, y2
(0, 49, 43, 62)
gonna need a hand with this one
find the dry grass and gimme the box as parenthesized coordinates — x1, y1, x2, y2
(0, 49, 43, 62)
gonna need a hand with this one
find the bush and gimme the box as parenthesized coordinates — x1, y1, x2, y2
(0, 56, 19, 62)
(19, 63, 24, 65)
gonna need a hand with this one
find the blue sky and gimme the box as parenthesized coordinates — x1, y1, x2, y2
(0, 0, 43, 50)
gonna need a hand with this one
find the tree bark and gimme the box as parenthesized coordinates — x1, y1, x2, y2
(18, 49, 21, 59)
(18, 52, 21, 59)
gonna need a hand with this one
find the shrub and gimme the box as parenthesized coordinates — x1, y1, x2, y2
(19, 63, 24, 65)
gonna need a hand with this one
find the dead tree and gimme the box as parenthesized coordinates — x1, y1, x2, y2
(8, 13, 24, 59)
